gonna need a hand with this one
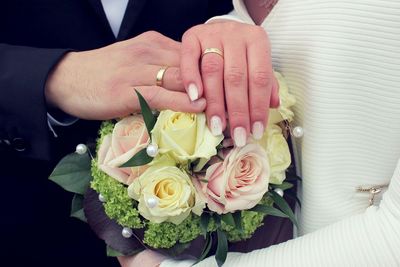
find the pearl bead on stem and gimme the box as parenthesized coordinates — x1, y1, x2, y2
(274, 188, 284, 197)
(146, 197, 158, 208)
(292, 126, 304, 138)
(75, 144, 87, 155)
(122, 227, 133, 238)
(146, 144, 159, 157)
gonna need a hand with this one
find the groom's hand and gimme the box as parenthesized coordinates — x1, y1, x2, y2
(45, 31, 205, 120)
(180, 21, 280, 147)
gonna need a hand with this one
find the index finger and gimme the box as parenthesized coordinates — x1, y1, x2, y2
(180, 31, 203, 101)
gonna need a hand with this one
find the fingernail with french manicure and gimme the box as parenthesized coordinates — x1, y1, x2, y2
(210, 116, 222, 136)
(252, 122, 264, 140)
(233, 127, 247, 147)
(188, 83, 199, 101)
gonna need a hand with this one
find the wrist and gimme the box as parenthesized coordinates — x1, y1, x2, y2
(44, 51, 78, 110)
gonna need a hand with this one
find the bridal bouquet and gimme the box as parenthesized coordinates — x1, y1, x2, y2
(50, 72, 298, 266)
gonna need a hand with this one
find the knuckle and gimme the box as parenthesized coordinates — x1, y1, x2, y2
(253, 25, 267, 35)
(143, 30, 162, 41)
(250, 106, 267, 119)
(201, 58, 222, 75)
(182, 29, 195, 41)
(172, 68, 182, 84)
(226, 67, 246, 86)
(191, 24, 208, 34)
(223, 21, 239, 31)
(251, 71, 272, 88)
(204, 95, 221, 107)
(132, 44, 151, 58)
(229, 109, 248, 120)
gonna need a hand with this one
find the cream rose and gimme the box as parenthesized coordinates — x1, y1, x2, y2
(97, 115, 150, 185)
(196, 144, 270, 214)
(128, 157, 205, 224)
(269, 71, 296, 125)
(151, 111, 223, 168)
(257, 125, 291, 184)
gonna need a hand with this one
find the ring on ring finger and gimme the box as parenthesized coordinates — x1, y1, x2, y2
(156, 66, 169, 87)
(202, 47, 224, 59)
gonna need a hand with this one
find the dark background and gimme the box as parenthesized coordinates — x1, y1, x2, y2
(0, 1, 232, 266)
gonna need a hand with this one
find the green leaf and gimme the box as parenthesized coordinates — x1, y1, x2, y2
(200, 213, 211, 237)
(271, 182, 294, 191)
(135, 89, 156, 137)
(232, 212, 243, 233)
(221, 213, 235, 227)
(249, 204, 289, 218)
(70, 194, 87, 222)
(270, 190, 299, 228)
(49, 152, 92, 194)
(215, 229, 228, 267)
(120, 147, 153, 167)
(213, 214, 222, 227)
(286, 191, 302, 209)
(194, 233, 213, 265)
(106, 246, 144, 257)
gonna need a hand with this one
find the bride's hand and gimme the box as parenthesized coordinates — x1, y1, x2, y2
(180, 21, 279, 146)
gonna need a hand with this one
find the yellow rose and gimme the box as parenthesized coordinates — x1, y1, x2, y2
(151, 111, 223, 168)
(127, 156, 205, 224)
(256, 125, 291, 184)
(269, 71, 296, 125)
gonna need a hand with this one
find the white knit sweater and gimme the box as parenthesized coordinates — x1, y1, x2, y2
(162, 0, 400, 266)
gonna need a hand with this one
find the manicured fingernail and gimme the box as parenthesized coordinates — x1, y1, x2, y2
(210, 116, 223, 136)
(188, 83, 199, 101)
(252, 122, 264, 140)
(233, 127, 247, 147)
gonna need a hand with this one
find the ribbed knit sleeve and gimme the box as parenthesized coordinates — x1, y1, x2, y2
(161, 158, 400, 266)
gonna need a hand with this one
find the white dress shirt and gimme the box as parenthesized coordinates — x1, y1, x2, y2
(101, 0, 129, 37)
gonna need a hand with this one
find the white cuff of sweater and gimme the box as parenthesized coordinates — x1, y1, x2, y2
(205, 10, 245, 24)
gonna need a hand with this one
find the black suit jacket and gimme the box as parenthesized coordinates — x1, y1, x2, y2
(0, 1, 232, 266)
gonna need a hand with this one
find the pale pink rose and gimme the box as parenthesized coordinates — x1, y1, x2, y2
(195, 144, 270, 214)
(97, 116, 150, 185)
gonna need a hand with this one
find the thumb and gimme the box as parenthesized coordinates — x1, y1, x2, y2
(133, 86, 206, 113)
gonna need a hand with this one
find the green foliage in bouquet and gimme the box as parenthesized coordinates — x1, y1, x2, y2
(91, 160, 143, 229)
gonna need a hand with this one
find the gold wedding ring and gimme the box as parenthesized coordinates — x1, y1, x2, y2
(156, 66, 169, 87)
(202, 48, 224, 59)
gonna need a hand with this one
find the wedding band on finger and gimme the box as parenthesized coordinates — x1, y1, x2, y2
(202, 48, 224, 59)
(156, 66, 169, 87)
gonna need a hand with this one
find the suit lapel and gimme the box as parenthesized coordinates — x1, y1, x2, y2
(117, 0, 147, 40)
(87, 0, 115, 39)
